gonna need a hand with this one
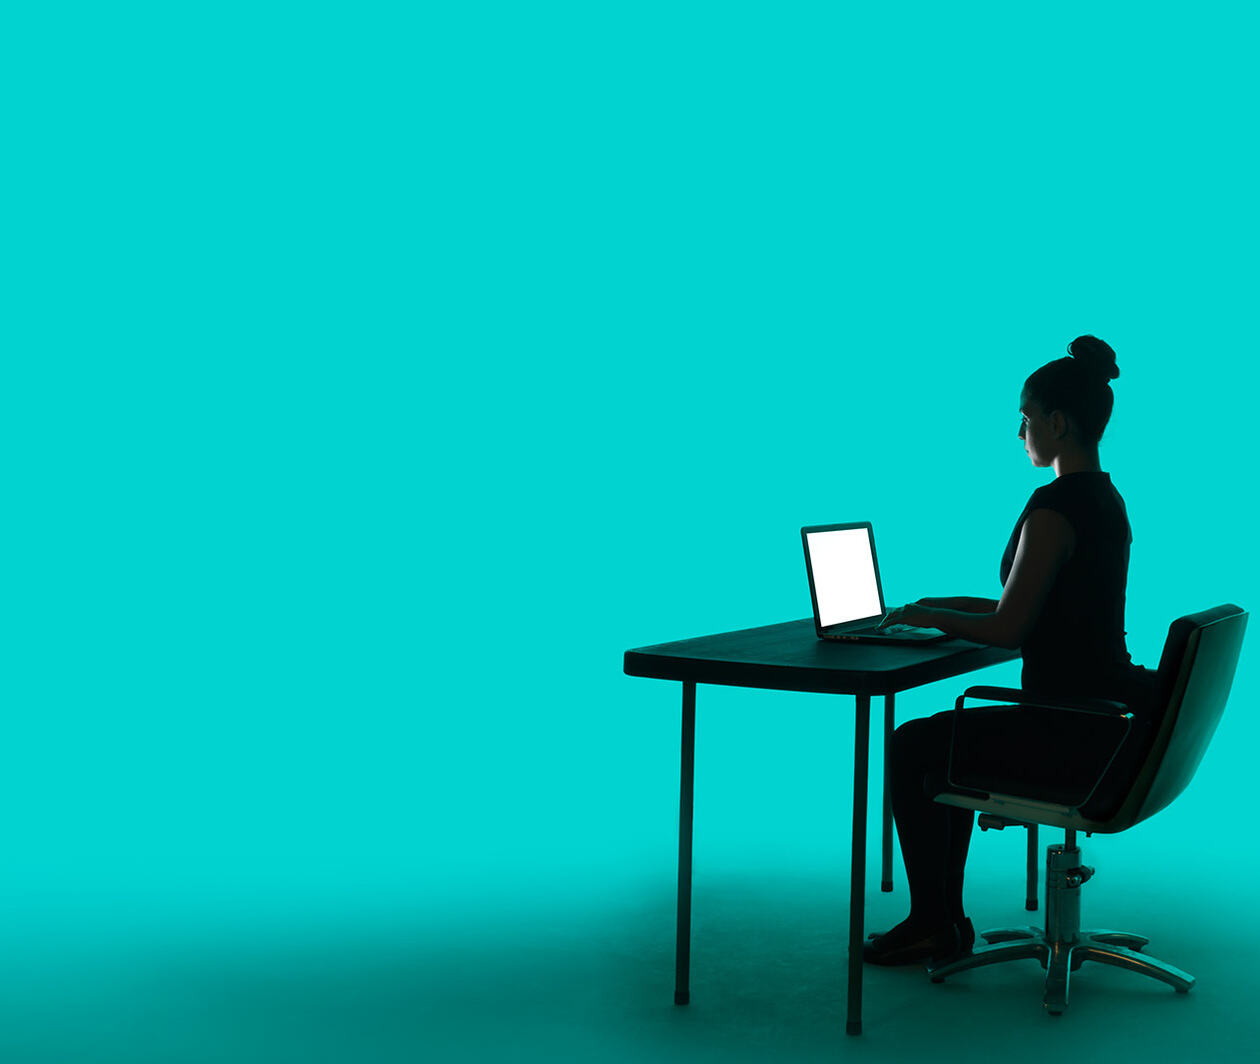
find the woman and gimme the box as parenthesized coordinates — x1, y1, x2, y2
(863, 335, 1163, 967)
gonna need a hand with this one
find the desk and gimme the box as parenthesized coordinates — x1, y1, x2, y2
(623, 618, 1019, 1036)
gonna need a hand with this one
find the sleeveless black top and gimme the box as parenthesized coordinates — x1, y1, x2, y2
(999, 472, 1156, 714)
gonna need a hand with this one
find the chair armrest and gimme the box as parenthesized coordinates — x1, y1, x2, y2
(955, 685, 1130, 717)
(946, 687, 1134, 810)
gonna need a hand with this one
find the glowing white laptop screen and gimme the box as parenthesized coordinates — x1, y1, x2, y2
(806, 527, 883, 629)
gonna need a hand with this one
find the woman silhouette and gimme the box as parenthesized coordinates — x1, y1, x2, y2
(863, 335, 1163, 966)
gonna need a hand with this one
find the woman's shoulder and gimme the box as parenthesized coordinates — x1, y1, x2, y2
(1025, 477, 1072, 511)
(1027, 472, 1119, 509)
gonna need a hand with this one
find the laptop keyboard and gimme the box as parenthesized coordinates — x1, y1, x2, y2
(824, 623, 933, 638)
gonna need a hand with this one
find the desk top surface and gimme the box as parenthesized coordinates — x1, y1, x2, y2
(624, 618, 1021, 696)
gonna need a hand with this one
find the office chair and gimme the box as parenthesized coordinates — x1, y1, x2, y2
(927, 603, 1248, 1015)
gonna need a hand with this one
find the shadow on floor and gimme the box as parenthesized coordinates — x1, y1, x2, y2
(0, 866, 1248, 1064)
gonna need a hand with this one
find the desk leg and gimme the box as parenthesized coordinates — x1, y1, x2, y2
(1026, 823, 1039, 911)
(847, 693, 870, 1036)
(882, 693, 895, 893)
(675, 681, 696, 1006)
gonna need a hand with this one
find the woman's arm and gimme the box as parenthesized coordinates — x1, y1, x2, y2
(916, 596, 1000, 613)
(892, 509, 1075, 646)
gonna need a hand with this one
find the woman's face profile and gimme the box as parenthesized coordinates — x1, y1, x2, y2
(1017, 389, 1101, 476)
(1018, 396, 1054, 467)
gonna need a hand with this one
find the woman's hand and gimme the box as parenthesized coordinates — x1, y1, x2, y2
(876, 603, 936, 629)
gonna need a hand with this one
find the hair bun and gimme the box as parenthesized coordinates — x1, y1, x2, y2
(1067, 334, 1120, 382)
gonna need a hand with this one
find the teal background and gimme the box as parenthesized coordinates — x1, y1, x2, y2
(4, 3, 1257, 1061)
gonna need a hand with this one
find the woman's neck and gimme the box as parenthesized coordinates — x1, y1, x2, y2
(1053, 451, 1103, 477)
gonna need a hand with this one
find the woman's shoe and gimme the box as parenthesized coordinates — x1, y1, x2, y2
(956, 916, 975, 954)
(926, 917, 976, 968)
(863, 921, 960, 966)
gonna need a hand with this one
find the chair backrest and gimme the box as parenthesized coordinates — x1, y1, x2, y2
(1106, 603, 1248, 829)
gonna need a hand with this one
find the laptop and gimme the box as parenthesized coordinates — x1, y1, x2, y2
(801, 522, 950, 643)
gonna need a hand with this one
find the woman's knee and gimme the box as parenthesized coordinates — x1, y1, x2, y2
(893, 712, 954, 755)
(890, 717, 946, 787)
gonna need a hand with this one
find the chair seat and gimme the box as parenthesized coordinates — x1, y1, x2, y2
(934, 788, 1111, 834)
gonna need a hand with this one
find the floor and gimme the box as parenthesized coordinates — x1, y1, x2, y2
(422, 843, 1255, 1063)
(0, 781, 1250, 1062)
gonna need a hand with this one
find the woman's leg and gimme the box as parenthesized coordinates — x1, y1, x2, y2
(890, 712, 974, 930)
(865, 711, 971, 962)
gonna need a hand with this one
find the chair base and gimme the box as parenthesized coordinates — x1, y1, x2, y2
(928, 927, 1193, 1014)
(926, 841, 1195, 1015)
